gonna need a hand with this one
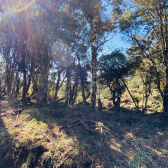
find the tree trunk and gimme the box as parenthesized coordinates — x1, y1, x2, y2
(65, 68, 70, 106)
(6, 62, 11, 97)
(26, 75, 31, 94)
(31, 73, 38, 97)
(31, 57, 37, 97)
(108, 84, 115, 106)
(142, 83, 150, 113)
(70, 77, 79, 106)
(78, 63, 86, 105)
(70, 84, 76, 106)
(163, 96, 168, 115)
(21, 42, 27, 104)
(11, 71, 15, 97)
(116, 92, 121, 110)
(142, 93, 144, 111)
(0, 78, 1, 99)
(26, 57, 34, 95)
(163, 74, 168, 116)
(37, 51, 49, 106)
(12, 72, 18, 97)
(37, 74, 44, 106)
(22, 58, 27, 104)
(73, 84, 78, 104)
(143, 95, 149, 114)
(0, 76, 6, 99)
(121, 79, 139, 112)
(69, 83, 73, 105)
(91, 17, 98, 109)
(15, 75, 20, 98)
(98, 98, 102, 111)
(54, 71, 61, 100)
(116, 81, 121, 111)
(37, 68, 49, 106)
(113, 90, 116, 106)
(82, 83, 86, 104)
(164, 50, 168, 116)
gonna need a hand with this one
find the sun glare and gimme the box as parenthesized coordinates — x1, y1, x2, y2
(52, 42, 74, 67)
(5, 0, 36, 14)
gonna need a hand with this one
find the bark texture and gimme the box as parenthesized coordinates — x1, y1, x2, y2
(91, 16, 98, 109)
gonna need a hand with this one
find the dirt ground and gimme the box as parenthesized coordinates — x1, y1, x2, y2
(1, 99, 168, 168)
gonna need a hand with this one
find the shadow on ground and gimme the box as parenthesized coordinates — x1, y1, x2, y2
(0, 100, 13, 167)
(2, 100, 168, 168)
(23, 102, 168, 167)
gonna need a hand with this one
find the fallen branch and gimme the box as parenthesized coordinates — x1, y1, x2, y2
(38, 128, 53, 143)
(56, 148, 73, 168)
(121, 79, 139, 113)
(14, 116, 31, 127)
(59, 121, 79, 131)
(30, 93, 37, 99)
(1, 109, 22, 117)
(59, 120, 96, 134)
(81, 122, 95, 134)
(54, 97, 65, 104)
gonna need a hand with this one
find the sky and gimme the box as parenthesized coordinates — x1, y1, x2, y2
(100, 32, 131, 59)
(101, 1, 132, 57)
(111, 34, 130, 51)
(0, 0, 132, 63)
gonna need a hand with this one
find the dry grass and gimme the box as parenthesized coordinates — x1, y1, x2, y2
(0, 97, 168, 168)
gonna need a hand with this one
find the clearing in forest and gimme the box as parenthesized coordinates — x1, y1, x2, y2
(0, 99, 168, 168)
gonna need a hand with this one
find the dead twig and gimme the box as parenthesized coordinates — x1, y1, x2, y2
(38, 127, 53, 144)
(59, 120, 96, 134)
(14, 116, 31, 127)
(1, 109, 22, 117)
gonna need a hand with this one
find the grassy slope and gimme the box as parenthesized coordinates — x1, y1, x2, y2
(0, 99, 168, 168)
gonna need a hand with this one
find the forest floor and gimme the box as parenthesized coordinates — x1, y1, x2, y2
(0, 98, 168, 168)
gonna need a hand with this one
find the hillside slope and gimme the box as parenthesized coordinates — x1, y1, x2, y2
(0, 99, 168, 168)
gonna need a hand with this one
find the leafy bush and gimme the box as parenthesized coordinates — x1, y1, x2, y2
(132, 93, 142, 105)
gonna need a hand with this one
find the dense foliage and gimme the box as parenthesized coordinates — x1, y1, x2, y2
(0, 0, 167, 114)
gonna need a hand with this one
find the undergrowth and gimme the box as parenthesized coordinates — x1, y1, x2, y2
(0, 98, 168, 168)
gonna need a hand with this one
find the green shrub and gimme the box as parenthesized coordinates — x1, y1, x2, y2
(132, 93, 142, 105)
(27, 152, 35, 166)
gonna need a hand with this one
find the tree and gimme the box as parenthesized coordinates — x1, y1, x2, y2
(70, 0, 120, 108)
(0, 0, 124, 109)
(99, 50, 127, 110)
(119, 0, 168, 115)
